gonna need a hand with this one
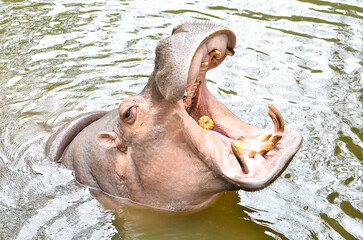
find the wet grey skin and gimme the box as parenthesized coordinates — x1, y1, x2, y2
(46, 22, 302, 212)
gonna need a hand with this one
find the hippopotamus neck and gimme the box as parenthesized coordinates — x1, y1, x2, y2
(122, 100, 233, 211)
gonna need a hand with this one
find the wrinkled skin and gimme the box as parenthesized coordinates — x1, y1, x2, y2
(46, 22, 302, 212)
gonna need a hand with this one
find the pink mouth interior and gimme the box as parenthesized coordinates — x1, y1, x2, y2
(179, 32, 302, 190)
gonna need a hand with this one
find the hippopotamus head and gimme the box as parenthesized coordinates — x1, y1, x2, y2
(47, 22, 302, 211)
(95, 22, 302, 210)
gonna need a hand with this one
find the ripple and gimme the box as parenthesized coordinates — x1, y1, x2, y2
(162, 9, 223, 20)
(235, 10, 349, 27)
(298, 0, 363, 16)
(1, 0, 362, 239)
(266, 26, 340, 42)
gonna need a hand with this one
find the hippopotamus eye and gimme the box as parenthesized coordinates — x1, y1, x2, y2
(125, 109, 131, 118)
(123, 106, 136, 124)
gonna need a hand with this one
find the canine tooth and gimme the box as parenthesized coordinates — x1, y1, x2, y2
(268, 104, 285, 133)
(269, 134, 282, 144)
(183, 91, 188, 98)
(211, 57, 219, 67)
(201, 61, 209, 67)
(257, 142, 274, 156)
(209, 49, 221, 57)
(231, 143, 249, 174)
(248, 150, 256, 158)
(261, 133, 272, 142)
(197, 116, 214, 130)
(226, 47, 235, 56)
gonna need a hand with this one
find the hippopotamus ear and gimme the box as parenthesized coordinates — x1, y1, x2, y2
(97, 131, 123, 149)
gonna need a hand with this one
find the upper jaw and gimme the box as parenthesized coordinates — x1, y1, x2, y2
(152, 22, 236, 103)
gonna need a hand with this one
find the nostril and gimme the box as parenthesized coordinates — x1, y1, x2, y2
(226, 47, 235, 56)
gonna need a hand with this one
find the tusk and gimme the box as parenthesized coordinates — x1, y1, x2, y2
(211, 57, 219, 67)
(226, 47, 235, 56)
(257, 141, 274, 156)
(268, 104, 284, 133)
(231, 143, 249, 174)
(254, 134, 282, 157)
(209, 49, 222, 57)
(201, 61, 209, 68)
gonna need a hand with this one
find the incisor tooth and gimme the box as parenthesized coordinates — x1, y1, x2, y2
(211, 57, 219, 67)
(201, 61, 209, 67)
(261, 133, 272, 142)
(248, 150, 256, 158)
(257, 142, 274, 156)
(269, 134, 282, 144)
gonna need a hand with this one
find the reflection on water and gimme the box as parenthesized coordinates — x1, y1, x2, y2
(0, 0, 362, 239)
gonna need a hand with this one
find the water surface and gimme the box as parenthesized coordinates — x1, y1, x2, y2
(0, 0, 362, 239)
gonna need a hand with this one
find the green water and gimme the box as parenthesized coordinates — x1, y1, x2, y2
(0, 0, 362, 239)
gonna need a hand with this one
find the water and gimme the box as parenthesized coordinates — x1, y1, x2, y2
(0, 0, 362, 239)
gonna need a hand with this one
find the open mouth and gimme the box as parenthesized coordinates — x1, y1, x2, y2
(179, 30, 303, 191)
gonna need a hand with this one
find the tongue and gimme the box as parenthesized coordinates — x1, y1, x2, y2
(210, 131, 234, 146)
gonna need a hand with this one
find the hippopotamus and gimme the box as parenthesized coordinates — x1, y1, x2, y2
(46, 22, 302, 212)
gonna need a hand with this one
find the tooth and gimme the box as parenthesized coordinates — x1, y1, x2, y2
(225, 48, 235, 56)
(211, 57, 219, 67)
(268, 104, 285, 133)
(261, 133, 272, 142)
(183, 91, 188, 98)
(209, 49, 221, 57)
(231, 143, 249, 174)
(201, 61, 209, 67)
(257, 142, 274, 156)
(269, 134, 282, 144)
(248, 150, 256, 158)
